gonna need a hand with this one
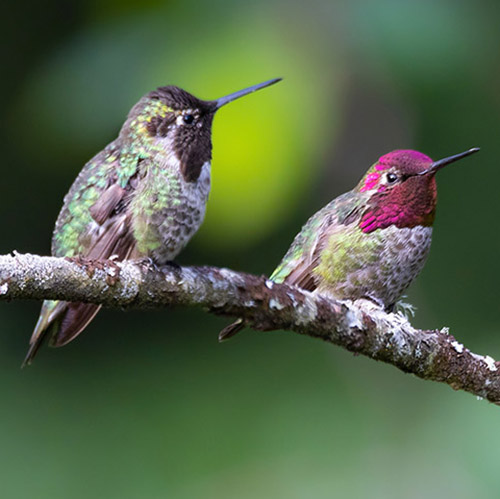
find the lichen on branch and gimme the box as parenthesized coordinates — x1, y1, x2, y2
(0, 252, 499, 405)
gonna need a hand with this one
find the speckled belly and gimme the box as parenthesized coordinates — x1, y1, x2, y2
(149, 200, 207, 263)
(131, 162, 211, 264)
(317, 225, 433, 308)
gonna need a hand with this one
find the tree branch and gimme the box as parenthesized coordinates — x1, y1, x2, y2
(1, 252, 498, 405)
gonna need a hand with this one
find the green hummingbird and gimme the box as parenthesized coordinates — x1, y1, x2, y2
(219, 147, 479, 340)
(24, 77, 281, 366)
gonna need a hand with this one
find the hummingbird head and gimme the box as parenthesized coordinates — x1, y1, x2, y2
(126, 78, 281, 182)
(357, 148, 479, 233)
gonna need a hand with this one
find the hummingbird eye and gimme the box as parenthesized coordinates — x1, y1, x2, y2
(386, 172, 398, 184)
(183, 114, 195, 125)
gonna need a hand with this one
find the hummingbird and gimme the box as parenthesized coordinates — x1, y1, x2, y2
(24, 77, 282, 366)
(219, 147, 479, 340)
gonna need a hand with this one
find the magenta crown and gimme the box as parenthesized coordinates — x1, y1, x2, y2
(376, 150, 433, 174)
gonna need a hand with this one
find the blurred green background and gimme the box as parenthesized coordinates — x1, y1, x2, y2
(2, 0, 500, 497)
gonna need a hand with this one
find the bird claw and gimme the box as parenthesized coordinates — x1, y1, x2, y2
(158, 260, 182, 275)
(364, 294, 386, 310)
(137, 257, 161, 272)
(136, 258, 181, 274)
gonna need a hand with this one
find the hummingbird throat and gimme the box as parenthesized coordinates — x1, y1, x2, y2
(359, 177, 437, 233)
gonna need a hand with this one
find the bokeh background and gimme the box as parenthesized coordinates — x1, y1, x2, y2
(2, 0, 500, 497)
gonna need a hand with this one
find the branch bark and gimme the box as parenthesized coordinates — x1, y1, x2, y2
(1, 252, 498, 405)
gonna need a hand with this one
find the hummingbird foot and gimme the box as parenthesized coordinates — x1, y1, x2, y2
(136, 257, 163, 273)
(135, 257, 181, 274)
(161, 260, 182, 272)
(363, 294, 386, 310)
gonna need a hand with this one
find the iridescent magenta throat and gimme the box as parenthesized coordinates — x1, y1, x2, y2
(359, 203, 436, 233)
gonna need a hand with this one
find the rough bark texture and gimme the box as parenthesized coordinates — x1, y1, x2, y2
(1, 252, 498, 405)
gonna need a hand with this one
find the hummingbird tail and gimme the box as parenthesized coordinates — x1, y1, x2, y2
(50, 302, 102, 347)
(22, 300, 61, 368)
(218, 318, 245, 342)
(22, 333, 48, 368)
(22, 301, 101, 367)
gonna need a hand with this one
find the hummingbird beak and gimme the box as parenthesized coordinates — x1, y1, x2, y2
(419, 147, 480, 176)
(213, 78, 282, 110)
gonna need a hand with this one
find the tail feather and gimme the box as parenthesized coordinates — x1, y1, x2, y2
(50, 302, 101, 347)
(218, 319, 245, 342)
(23, 300, 101, 366)
(22, 331, 50, 368)
(22, 300, 61, 367)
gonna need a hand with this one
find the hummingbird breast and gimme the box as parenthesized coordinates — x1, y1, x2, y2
(130, 158, 211, 264)
(316, 224, 433, 308)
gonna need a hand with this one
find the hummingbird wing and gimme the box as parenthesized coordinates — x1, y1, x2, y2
(271, 191, 364, 290)
(219, 192, 365, 342)
(269, 213, 326, 291)
(49, 188, 137, 348)
(24, 146, 141, 365)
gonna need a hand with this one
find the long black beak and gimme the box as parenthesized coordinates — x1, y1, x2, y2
(419, 147, 480, 176)
(214, 78, 282, 110)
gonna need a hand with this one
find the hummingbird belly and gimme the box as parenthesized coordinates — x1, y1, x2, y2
(316, 225, 432, 307)
(131, 161, 211, 264)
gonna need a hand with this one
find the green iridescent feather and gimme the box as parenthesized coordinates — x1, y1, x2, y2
(270, 191, 368, 287)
